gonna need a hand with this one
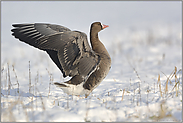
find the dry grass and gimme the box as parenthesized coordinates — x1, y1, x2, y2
(1, 60, 182, 122)
(130, 66, 181, 121)
(157, 66, 182, 98)
(29, 61, 31, 94)
(121, 89, 125, 101)
(12, 64, 19, 93)
(46, 68, 53, 97)
(149, 100, 179, 122)
(7, 63, 12, 95)
(158, 74, 163, 97)
(1, 61, 48, 122)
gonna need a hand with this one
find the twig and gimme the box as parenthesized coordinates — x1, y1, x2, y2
(121, 89, 125, 101)
(12, 65, 19, 93)
(126, 57, 142, 105)
(158, 74, 163, 97)
(46, 68, 53, 96)
(29, 61, 31, 94)
(7, 63, 12, 95)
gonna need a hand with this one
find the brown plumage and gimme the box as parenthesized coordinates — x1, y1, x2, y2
(11, 22, 111, 97)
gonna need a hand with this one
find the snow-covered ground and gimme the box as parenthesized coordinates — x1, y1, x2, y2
(1, 22, 182, 122)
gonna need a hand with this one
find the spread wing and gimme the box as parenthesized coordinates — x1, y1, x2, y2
(11, 23, 100, 79)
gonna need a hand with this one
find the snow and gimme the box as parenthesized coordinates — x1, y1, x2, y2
(1, 1, 182, 122)
(1, 22, 182, 122)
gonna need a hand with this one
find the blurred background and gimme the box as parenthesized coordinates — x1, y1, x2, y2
(1, 1, 182, 75)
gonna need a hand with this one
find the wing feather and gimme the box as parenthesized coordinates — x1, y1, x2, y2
(11, 23, 100, 79)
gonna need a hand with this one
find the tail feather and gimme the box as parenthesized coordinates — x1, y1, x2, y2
(54, 82, 68, 87)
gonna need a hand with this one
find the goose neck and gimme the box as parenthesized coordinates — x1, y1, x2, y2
(90, 30, 99, 47)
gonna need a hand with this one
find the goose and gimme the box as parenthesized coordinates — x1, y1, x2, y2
(11, 22, 111, 98)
